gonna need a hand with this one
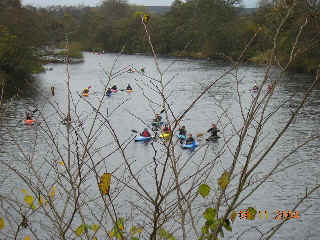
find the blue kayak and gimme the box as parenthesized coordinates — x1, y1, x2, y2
(177, 134, 186, 140)
(182, 142, 198, 149)
(135, 136, 152, 142)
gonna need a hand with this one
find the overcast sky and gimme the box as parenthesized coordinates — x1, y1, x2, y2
(21, 0, 260, 8)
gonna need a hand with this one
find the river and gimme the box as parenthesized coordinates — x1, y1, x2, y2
(0, 52, 319, 240)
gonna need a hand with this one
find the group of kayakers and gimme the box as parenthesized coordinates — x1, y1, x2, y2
(140, 112, 220, 146)
(252, 83, 273, 93)
(105, 84, 132, 96)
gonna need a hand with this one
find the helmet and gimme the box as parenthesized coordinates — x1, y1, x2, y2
(144, 128, 148, 131)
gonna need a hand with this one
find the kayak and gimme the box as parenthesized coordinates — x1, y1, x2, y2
(82, 93, 89, 97)
(135, 136, 152, 142)
(159, 133, 170, 138)
(151, 121, 163, 126)
(177, 134, 186, 140)
(106, 92, 112, 97)
(206, 136, 221, 141)
(24, 119, 36, 125)
(126, 89, 133, 93)
(182, 142, 198, 149)
(111, 89, 118, 93)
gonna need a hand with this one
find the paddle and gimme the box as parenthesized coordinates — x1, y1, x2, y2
(131, 129, 138, 133)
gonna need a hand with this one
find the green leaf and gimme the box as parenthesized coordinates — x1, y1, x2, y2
(199, 184, 211, 198)
(203, 208, 216, 221)
(159, 228, 168, 238)
(131, 237, 139, 240)
(223, 219, 232, 232)
(201, 225, 209, 235)
(219, 228, 224, 238)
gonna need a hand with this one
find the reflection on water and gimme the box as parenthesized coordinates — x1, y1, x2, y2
(0, 53, 320, 239)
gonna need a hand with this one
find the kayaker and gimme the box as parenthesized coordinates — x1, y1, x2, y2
(26, 112, 32, 120)
(162, 124, 171, 134)
(140, 128, 151, 137)
(179, 126, 186, 136)
(106, 88, 112, 96)
(126, 84, 132, 90)
(185, 134, 195, 145)
(153, 114, 162, 122)
(252, 84, 259, 91)
(82, 88, 89, 94)
(267, 84, 272, 93)
(141, 67, 145, 72)
(111, 85, 117, 90)
(50, 86, 55, 96)
(207, 124, 220, 138)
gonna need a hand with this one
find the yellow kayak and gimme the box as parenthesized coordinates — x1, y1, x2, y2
(159, 133, 170, 138)
(82, 93, 89, 97)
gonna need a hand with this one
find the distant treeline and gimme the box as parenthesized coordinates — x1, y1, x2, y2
(0, 0, 319, 91)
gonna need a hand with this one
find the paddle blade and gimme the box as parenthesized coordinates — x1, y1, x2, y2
(160, 109, 165, 114)
(131, 129, 138, 133)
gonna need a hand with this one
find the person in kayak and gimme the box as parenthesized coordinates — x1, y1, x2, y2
(111, 85, 117, 90)
(106, 88, 112, 96)
(267, 84, 272, 93)
(178, 126, 186, 136)
(162, 124, 171, 134)
(252, 84, 259, 91)
(126, 84, 132, 90)
(82, 88, 89, 94)
(26, 112, 32, 120)
(153, 113, 162, 122)
(207, 124, 220, 138)
(140, 128, 151, 137)
(185, 134, 195, 145)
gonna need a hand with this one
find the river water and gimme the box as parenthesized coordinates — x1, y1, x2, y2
(0, 52, 319, 240)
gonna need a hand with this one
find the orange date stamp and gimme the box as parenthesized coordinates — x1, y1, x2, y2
(237, 209, 299, 220)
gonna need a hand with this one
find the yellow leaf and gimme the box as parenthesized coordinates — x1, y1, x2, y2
(98, 173, 111, 195)
(108, 230, 115, 238)
(50, 186, 56, 199)
(218, 171, 230, 190)
(143, 14, 150, 24)
(247, 207, 257, 220)
(137, 227, 143, 233)
(24, 195, 34, 207)
(75, 225, 85, 237)
(38, 196, 44, 206)
(0, 217, 5, 230)
(92, 224, 99, 232)
(58, 161, 64, 166)
(230, 211, 237, 223)
(22, 189, 27, 195)
(24, 236, 30, 240)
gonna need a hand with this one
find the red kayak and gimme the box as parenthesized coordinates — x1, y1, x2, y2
(24, 119, 36, 125)
(111, 89, 118, 93)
